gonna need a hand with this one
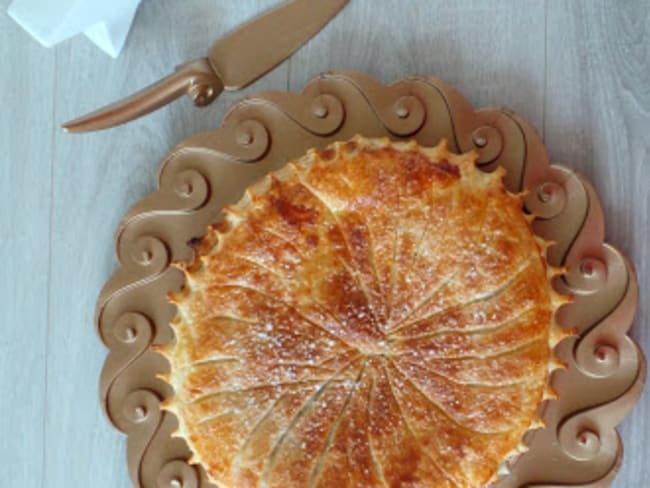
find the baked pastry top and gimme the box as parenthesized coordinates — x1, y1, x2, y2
(160, 137, 568, 488)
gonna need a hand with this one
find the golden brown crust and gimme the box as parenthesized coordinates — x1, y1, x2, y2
(160, 137, 563, 488)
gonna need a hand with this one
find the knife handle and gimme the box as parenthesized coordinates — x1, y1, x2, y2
(63, 59, 224, 133)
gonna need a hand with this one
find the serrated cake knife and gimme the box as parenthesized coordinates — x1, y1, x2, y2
(63, 0, 348, 133)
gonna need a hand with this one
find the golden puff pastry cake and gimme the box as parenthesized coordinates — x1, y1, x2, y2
(157, 136, 571, 488)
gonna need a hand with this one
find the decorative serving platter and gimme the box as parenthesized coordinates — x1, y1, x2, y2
(96, 71, 645, 488)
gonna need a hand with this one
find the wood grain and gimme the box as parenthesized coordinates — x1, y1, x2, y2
(0, 0, 648, 487)
(0, 5, 53, 488)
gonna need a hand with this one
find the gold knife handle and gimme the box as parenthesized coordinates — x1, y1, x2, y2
(63, 58, 224, 133)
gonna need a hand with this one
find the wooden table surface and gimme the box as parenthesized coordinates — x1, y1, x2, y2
(1, 1, 648, 487)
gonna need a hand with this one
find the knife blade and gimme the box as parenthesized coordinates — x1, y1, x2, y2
(63, 0, 348, 133)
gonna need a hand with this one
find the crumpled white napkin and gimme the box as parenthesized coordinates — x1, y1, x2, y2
(7, 0, 141, 58)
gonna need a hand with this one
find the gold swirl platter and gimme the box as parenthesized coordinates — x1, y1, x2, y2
(95, 71, 645, 488)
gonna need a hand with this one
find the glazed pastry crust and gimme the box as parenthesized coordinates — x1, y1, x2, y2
(159, 137, 567, 488)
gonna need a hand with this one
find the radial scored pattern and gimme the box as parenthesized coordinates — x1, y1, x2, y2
(159, 137, 569, 488)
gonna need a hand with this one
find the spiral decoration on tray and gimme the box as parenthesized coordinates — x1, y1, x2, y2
(96, 71, 645, 488)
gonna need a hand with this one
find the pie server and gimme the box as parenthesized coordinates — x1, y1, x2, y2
(63, 0, 349, 133)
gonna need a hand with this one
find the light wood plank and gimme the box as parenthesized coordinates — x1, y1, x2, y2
(289, 0, 547, 132)
(45, 1, 288, 487)
(545, 1, 650, 487)
(0, 5, 54, 488)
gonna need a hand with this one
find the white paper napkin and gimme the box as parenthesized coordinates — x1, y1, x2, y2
(7, 0, 141, 58)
